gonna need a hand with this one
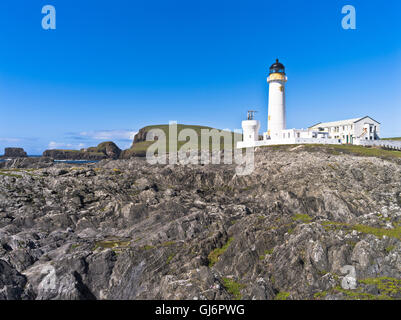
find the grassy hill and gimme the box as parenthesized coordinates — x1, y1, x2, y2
(121, 124, 243, 158)
(382, 137, 401, 141)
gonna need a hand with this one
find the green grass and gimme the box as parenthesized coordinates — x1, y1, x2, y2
(265, 249, 274, 255)
(352, 224, 401, 240)
(274, 291, 290, 300)
(382, 137, 401, 141)
(315, 277, 401, 300)
(142, 245, 155, 251)
(166, 252, 176, 264)
(314, 291, 328, 299)
(359, 277, 401, 296)
(222, 278, 245, 300)
(93, 240, 131, 251)
(292, 213, 313, 223)
(124, 124, 243, 157)
(385, 245, 396, 253)
(0, 170, 22, 178)
(208, 237, 234, 267)
(321, 221, 401, 240)
(332, 286, 391, 300)
(161, 241, 176, 247)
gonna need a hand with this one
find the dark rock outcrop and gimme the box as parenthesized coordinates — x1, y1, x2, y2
(87, 142, 121, 160)
(2, 148, 27, 158)
(0, 146, 401, 300)
(42, 150, 107, 160)
(42, 142, 121, 160)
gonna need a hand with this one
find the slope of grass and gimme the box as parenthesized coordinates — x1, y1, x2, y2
(222, 278, 246, 300)
(208, 237, 234, 267)
(382, 137, 401, 141)
(124, 124, 242, 157)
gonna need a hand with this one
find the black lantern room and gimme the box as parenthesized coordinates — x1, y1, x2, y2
(269, 59, 285, 75)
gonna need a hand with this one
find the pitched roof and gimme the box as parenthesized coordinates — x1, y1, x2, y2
(309, 118, 362, 128)
(309, 116, 380, 128)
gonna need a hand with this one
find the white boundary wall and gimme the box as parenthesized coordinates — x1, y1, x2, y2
(237, 137, 341, 149)
(354, 139, 401, 150)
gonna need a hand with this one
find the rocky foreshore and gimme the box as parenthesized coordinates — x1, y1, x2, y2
(0, 146, 401, 300)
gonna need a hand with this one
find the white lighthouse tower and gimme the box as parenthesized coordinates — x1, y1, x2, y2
(267, 59, 287, 139)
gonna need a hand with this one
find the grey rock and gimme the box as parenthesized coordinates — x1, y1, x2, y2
(0, 147, 400, 300)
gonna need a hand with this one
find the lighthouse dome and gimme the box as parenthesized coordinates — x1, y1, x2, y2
(269, 59, 285, 74)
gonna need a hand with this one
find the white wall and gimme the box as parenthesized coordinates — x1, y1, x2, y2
(354, 139, 401, 150)
(268, 81, 286, 137)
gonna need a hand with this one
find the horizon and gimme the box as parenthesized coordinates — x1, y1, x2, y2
(1, 0, 400, 154)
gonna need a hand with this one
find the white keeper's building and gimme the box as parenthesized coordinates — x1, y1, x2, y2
(309, 117, 381, 144)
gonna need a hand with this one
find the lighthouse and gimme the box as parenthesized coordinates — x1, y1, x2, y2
(267, 59, 287, 139)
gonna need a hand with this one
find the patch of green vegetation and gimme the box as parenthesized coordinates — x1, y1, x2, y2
(208, 237, 234, 267)
(352, 224, 401, 240)
(222, 277, 245, 300)
(166, 252, 176, 264)
(317, 270, 329, 277)
(359, 277, 401, 296)
(0, 170, 22, 178)
(332, 285, 392, 300)
(385, 245, 395, 253)
(292, 213, 313, 223)
(265, 249, 274, 255)
(314, 291, 328, 299)
(259, 255, 265, 261)
(327, 163, 339, 170)
(70, 244, 80, 251)
(322, 144, 401, 159)
(143, 245, 155, 251)
(274, 291, 290, 300)
(161, 241, 176, 247)
(93, 240, 131, 251)
(382, 137, 401, 141)
(321, 221, 401, 240)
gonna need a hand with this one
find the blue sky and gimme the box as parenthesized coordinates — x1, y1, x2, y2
(0, 0, 400, 154)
